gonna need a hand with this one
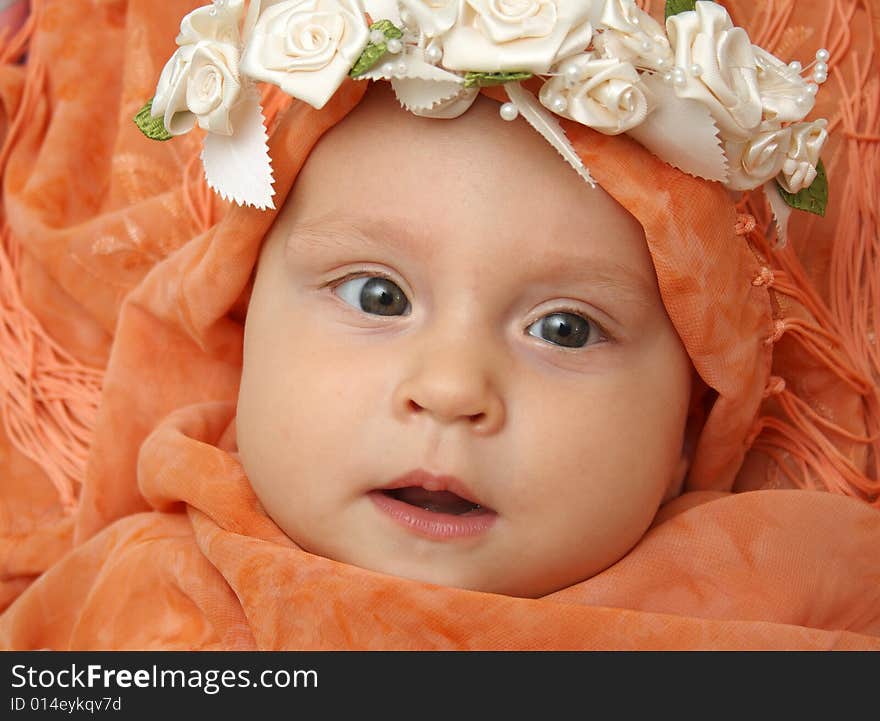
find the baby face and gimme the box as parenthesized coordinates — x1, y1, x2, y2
(237, 84, 693, 598)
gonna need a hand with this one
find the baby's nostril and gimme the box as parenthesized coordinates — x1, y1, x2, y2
(408, 400, 422, 413)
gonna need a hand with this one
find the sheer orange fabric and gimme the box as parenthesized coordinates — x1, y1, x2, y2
(1, 0, 878, 649)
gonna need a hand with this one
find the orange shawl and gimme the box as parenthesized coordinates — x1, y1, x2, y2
(1, 0, 879, 649)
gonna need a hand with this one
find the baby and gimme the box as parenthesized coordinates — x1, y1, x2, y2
(236, 82, 694, 598)
(3, 0, 880, 651)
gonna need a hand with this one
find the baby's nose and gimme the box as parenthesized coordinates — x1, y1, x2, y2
(391, 337, 505, 435)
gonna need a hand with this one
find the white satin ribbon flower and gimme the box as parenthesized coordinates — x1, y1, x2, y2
(152, 0, 245, 136)
(441, 0, 595, 73)
(723, 125, 792, 191)
(752, 46, 815, 124)
(779, 119, 828, 193)
(398, 0, 460, 38)
(539, 53, 649, 134)
(595, 0, 672, 72)
(666, 0, 762, 140)
(240, 0, 369, 109)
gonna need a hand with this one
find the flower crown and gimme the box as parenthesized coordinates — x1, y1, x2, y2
(136, 0, 830, 223)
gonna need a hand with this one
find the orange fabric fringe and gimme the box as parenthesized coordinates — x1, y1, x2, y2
(0, 7, 102, 513)
(733, 0, 880, 506)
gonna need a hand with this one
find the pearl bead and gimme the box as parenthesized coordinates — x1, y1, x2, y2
(663, 72, 673, 83)
(640, 39, 651, 52)
(550, 95, 568, 113)
(656, 57, 668, 69)
(381, 62, 394, 76)
(564, 65, 581, 85)
(788, 60, 802, 73)
(425, 44, 442, 64)
(369, 29, 385, 44)
(690, 63, 703, 77)
(631, 15, 639, 24)
(796, 94, 810, 107)
(386, 38, 402, 54)
(396, 61, 407, 75)
(816, 48, 830, 62)
(674, 75, 687, 87)
(813, 72, 827, 84)
(500, 102, 519, 121)
(814, 61, 828, 74)
(806, 82, 819, 95)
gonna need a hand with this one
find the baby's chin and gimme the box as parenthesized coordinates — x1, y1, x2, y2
(332, 550, 550, 598)
(337, 550, 618, 599)
(289, 512, 624, 600)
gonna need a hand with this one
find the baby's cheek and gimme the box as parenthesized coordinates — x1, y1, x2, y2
(523, 358, 685, 496)
(259, 336, 381, 470)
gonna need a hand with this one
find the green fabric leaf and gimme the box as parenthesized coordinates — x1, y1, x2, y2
(463, 71, 533, 88)
(349, 20, 403, 78)
(349, 43, 387, 77)
(371, 19, 403, 40)
(665, 0, 702, 20)
(133, 100, 172, 141)
(775, 160, 829, 217)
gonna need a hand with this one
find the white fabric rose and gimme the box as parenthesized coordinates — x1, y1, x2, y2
(752, 46, 814, 124)
(177, 0, 244, 45)
(723, 126, 792, 191)
(398, 0, 460, 37)
(595, 0, 672, 72)
(441, 0, 595, 73)
(240, 0, 369, 109)
(779, 119, 828, 193)
(539, 53, 649, 134)
(152, 1, 245, 136)
(666, 0, 762, 140)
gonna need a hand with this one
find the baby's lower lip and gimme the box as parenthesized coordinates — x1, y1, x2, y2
(368, 490, 497, 540)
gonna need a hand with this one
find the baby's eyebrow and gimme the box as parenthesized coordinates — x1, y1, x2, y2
(526, 255, 656, 307)
(286, 214, 656, 305)
(287, 215, 418, 258)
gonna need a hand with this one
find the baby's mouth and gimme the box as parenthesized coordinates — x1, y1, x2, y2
(381, 487, 490, 516)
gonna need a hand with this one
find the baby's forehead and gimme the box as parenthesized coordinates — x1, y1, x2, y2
(267, 83, 657, 293)
(289, 84, 596, 211)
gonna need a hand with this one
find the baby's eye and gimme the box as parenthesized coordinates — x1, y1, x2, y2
(333, 274, 411, 316)
(527, 311, 603, 349)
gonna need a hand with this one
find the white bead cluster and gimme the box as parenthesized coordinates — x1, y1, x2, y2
(662, 63, 703, 87)
(812, 47, 830, 83)
(792, 48, 830, 107)
(380, 60, 409, 76)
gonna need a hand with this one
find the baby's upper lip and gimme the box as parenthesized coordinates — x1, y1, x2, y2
(378, 469, 487, 508)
